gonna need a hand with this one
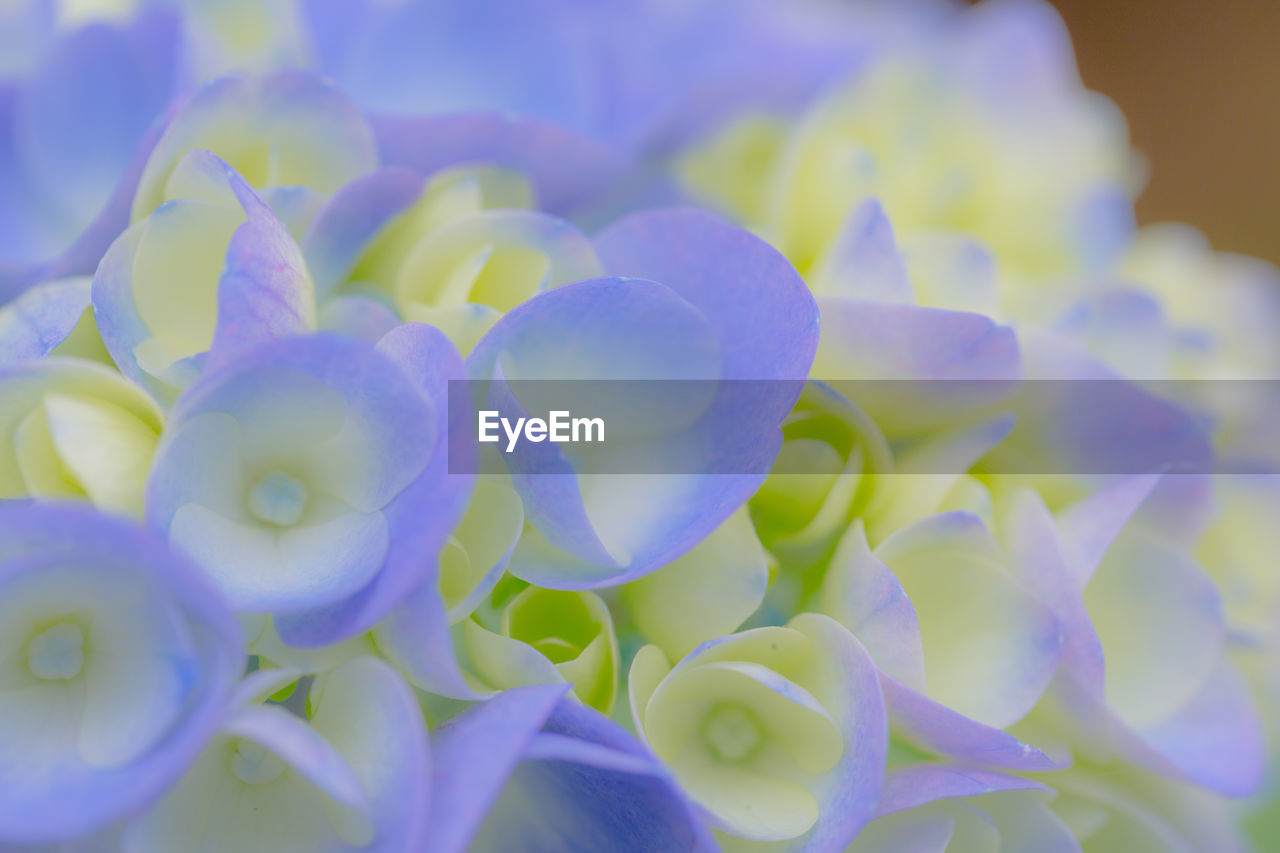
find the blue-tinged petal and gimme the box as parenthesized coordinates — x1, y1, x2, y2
(0, 502, 242, 843)
(819, 520, 926, 691)
(790, 613, 890, 851)
(468, 697, 717, 853)
(879, 678, 1059, 772)
(988, 333, 1211, 479)
(370, 112, 639, 219)
(469, 210, 815, 588)
(149, 330, 463, 645)
(424, 685, 568, 853)
(275, 325, 472, 645)
(221, 705, 371, 817)
(820, 519, 1057, 771)
(809, 199, 914, 303)
(374, 576, 485, 701)
(205, 158, 316, 370)
(594, 207, 818, 381)
(0, 277, 91, 365)
(1123, 661, 1266, 798)
(466, 278, 741, 587)
(13, 9, 178, 234)
(0, 7, 179, 276)
(1010, 479, 1265, 796)
(320, 295, 401, 343)
(812, 298, 1021, 435)
(1054, 473, 1161, 586)
(874, 512, 1062, 730)
(303, 0, 592, 129)
(303, 167, 426, 299)
(93, 151, 314, 402)
(875, 764, 1046, 817)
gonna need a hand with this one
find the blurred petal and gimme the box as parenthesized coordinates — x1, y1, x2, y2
(623, 508, 769, 660)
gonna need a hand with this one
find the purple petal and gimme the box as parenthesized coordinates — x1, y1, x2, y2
(425, 685, 568, 853)
(371, 112, 637, 219)
(876, 764, 1046, 817)
(0, 277, 91, 365)
(275, 327, 471, 645)
(304, 0, 593, 130)
(880, 678, 1060, 772)
(595, 207, 818, 381)
(302, 167, 425, 298)
(0, 8, 179, 272)
(469, 698, 718, 853)
(812, 199, 914, 303)
(1121, 661, 1266, 797)
(814, 298, 1021, 436)
(790, 614, 890, 851)
(205, 156, 316, 372)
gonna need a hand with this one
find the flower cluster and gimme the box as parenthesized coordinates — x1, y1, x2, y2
(1, 1, 1277, 851)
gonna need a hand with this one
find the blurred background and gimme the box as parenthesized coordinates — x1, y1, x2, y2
(1047, 0, 1280, 263)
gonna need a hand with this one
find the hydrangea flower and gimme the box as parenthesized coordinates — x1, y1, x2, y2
(1006, 479, 1265, 796)
(465, 207, 818, 589)
(93, 150, 314, 402)
(0, 501, 242, 843)
(629, 614, 886, 846)
(0, 356, 162, 514)
(125, 658, 427, 852)
(819, 513, 1062, 772)
(1, 1, 1277, 850)
(678, 0, 1137, 287)
(146, 327, 469, 647)
(130, 70, 378, 232)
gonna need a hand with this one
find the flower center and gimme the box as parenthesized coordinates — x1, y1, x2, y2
(27, 622, 84, 680)
(230, 740, 286, 785)
(703, 704, 763, 763)
(248, 471, 308, 527)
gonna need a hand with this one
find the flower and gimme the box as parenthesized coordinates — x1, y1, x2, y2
(464, 207, 818, 589)
(0, 501, 242, 843)
(93, 150, 313, 402)
(678, 0, 1137, 287)
(1005, 478, 1265, 796)
(819, 512, 1062, 771)
(145, 325, 470, 646)
(459, 586, 620, 712)
(629, 613, 887, 846)
(303, 161, 601, 355)
(125, 657, 428, 851)
(130, 70, 377, 231)
(0, 356, 163, 514)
